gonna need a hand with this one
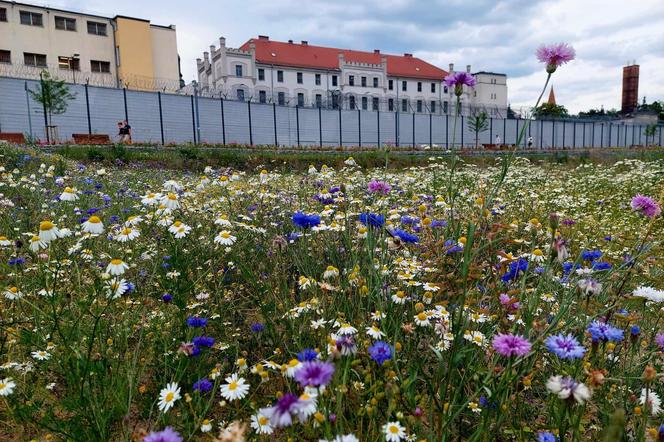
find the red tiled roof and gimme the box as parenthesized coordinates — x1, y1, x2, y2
(239, 38, 447, 81)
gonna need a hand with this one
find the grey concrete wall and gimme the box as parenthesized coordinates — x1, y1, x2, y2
(1, 76, 662, 148)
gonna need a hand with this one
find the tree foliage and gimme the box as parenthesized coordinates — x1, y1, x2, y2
(534, 102, 569, 119)
(467, 111, 489, 147)
(29, 70, 76, 126)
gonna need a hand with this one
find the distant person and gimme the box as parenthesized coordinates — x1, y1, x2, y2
(527, 136, 534, 148)
(117, 122, 125, 143)
(495, 135, 501, 146)
(122, 120, 132, 144)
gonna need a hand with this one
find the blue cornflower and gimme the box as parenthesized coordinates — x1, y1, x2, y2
(292, 211, 321, 229)
(192, 336, 215, 348)
(592, 261, 612, 271)
(368, 341, 392, 365)
(8, 257, 26, 266)
(430, 219, 447, 228)
(630, 325, 641, 337)
(297, 348, 319, 362)
(125, 282, 136, 293)
(251, 322, 265, 333)
(444, 239, 463, 253)
(545, 334, 586, 359)
(392, 229, 418, 244)
(162, 293, 172, 303)
(187, 316, 208, 328)
(400, 216, 420, 225)
(538, 432, 557, 442)
(359, 213, 385, 228)
(587, 321, 624, 343)
(193, 378, 213, 392)
(562, 262, 580, 276)
(582, 250, 602, 262)
(501, 259, 529, 282)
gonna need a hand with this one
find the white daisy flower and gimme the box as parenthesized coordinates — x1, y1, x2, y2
(219, 373, 250, 401)
(0, 378, 16, 396)
(214, 231, 237, 246)
(158, 382, 181, 413)
(106, 259, 129, 276)
(38, 220, 60, 243)
(81, 216, 104, 234)
(383, 421, 406, 442)
(32, 350, 51, 361)
(250, 412, 274, 434)
(59, 187, 79, 201)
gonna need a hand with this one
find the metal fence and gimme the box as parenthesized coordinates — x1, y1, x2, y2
(1, 76, 662, 148)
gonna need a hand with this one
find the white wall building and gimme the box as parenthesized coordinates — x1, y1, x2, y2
(196, 36, 507, 115)
(469, 71, 508, 117)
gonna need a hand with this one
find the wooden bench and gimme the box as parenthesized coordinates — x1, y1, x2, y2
(0, 133, 26, 143)
(72, 134, 111, 145)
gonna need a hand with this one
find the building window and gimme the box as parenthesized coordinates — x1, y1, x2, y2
(443, 101, 448, 113)
(259, 90, 266, 103)
(388, 98, 394, 111)
(0, 50, 10, 64)
(417, 82, 422, 92)
(24, 52, 46, 67)
(297, 72, 303, 84)
(58, 56, 80, 70)
(277, 70, 284, 82)
(430, 101, 436, 113)
(402, 80, 407, 91)
(361, 96, 367, 110)
(90, 60, 110, 73)
(278, 92, 285, 105)
(431, 83, 436, 93)
(236, 89, 245, 101)
(416, 100, 422, 112)
(349, 95, 355, 110)
(315, 73, 321, 85)
(348, 75, 354, 86)
(315, 94, 322, 107)
(372, 77, 378, 88)
(87, 21, 107, 36)
(401, 99, 408, 112)
(372, 97, 379, 111)
(0, 8, 6, 22)
(20, 11, 43, 26)
(332, 94, 339, 109)
(361, 76, 367, 87)
(258, 68, 265, 81)
(332, 75, 338, 87)
(55, 16, 76, 31)
(388, 79, 393, 90)
(297, 93, 304, 107)
(235, 65, 243, 77)
(473, 90, 477, 97)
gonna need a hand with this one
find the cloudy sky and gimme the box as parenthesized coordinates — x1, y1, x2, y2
(45, 0, 664, 113)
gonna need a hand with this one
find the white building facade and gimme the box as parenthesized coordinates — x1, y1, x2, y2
(197, 36, 507, 116)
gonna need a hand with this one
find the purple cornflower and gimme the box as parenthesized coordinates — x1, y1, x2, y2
(368, 341, 393, 365)
(655, 333, 664, 350)
(492, 333, 532, 357)
(367, 180, 392, 194)
(251, 322, 265, 333)
(143, 427, 183, 442)
(260, 393, 303, 428)
(587, 321, 624, 343)
(545, 334, 586, 359)
(192, 336, 215, 348)
(192, 378, 213, 393)
(294, 360, 335, 388)
(186, 316, 208, 327)
(631, 194, 661, 218)
(536, 43, 576, 73)
(499, 293, 520, 311)
(444, 71, 477, 96)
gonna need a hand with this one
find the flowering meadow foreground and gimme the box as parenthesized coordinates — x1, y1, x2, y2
(0, 144, 663, 442)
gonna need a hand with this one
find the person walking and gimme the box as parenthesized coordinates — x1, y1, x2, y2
(122, 120, 132, 145)
(495, 134, 501, 146)
(117, 121, 126, 143)
(527, 136, 534, 149)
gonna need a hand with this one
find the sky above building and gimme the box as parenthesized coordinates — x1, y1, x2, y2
(42, 0, 664, 114)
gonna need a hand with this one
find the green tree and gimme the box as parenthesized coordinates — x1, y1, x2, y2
(645, 123, 658, 145)
(467, 111, 489, 148)
(534, 102, 569, 119)
(29, 70, 76, 141)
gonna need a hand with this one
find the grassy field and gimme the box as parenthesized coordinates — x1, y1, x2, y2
(0, 143, 663, 441)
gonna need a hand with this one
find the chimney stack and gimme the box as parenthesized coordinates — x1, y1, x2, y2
(466, 64, 471, 73)
(374, 49, 380, 54)
(449, 63, 454, 72)
(219, 37, 226, 47)
(288, 39, 293, 44)
(258, 35, 269, 40)
(301, 40, 308, 45)
(621, 64, 640, 114)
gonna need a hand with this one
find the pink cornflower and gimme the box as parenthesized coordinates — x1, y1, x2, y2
(536, 43, 576, 73)
(492, 333, 532, 357)
(367, 180, 392, 195)
(631, 194, 661, 218)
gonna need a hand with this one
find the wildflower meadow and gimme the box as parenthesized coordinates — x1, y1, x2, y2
(1, 44, 664, 442)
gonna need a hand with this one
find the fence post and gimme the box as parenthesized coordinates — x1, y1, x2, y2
(562, 121, 565, 149)
(358, 109, 361, 147)
(157, 91, 165, 145)
(123, 87, 129, 123)
(377, 110, 380, 147)
(639, 125, 642, 145)
(296, 106, 300, 147)
(395, 111, 399, 147)
(338, 106, 344, 147)
(220, 97, 226, 145)
(600, 123, 603, 148)
(429, 113, 432, 148)
(503, 118, 506, 146)
(460, 115, 464, 148)
(552, 120, 555, 149)
(39, 72, 50, 144)
(190, 95, 197, 144)
(194, 88, 201, 143)
(540, 120, 543, 149)
(445, 114, 449, 149)
(572, 121, 576, 148)
(24, 81, 33, 139)
(608, 123, 611, 146)
(515, 119, 519, 148)
(248, 101, 253, 146)
(489, 117, 493, 146)
(625, 125, 628, 147)
(84, 82, 92, 135)
(273, 103, 278, 146)
(318, 106, 323, 147)
(583, 122, 586, 147)
(412, 112, 415, 149)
